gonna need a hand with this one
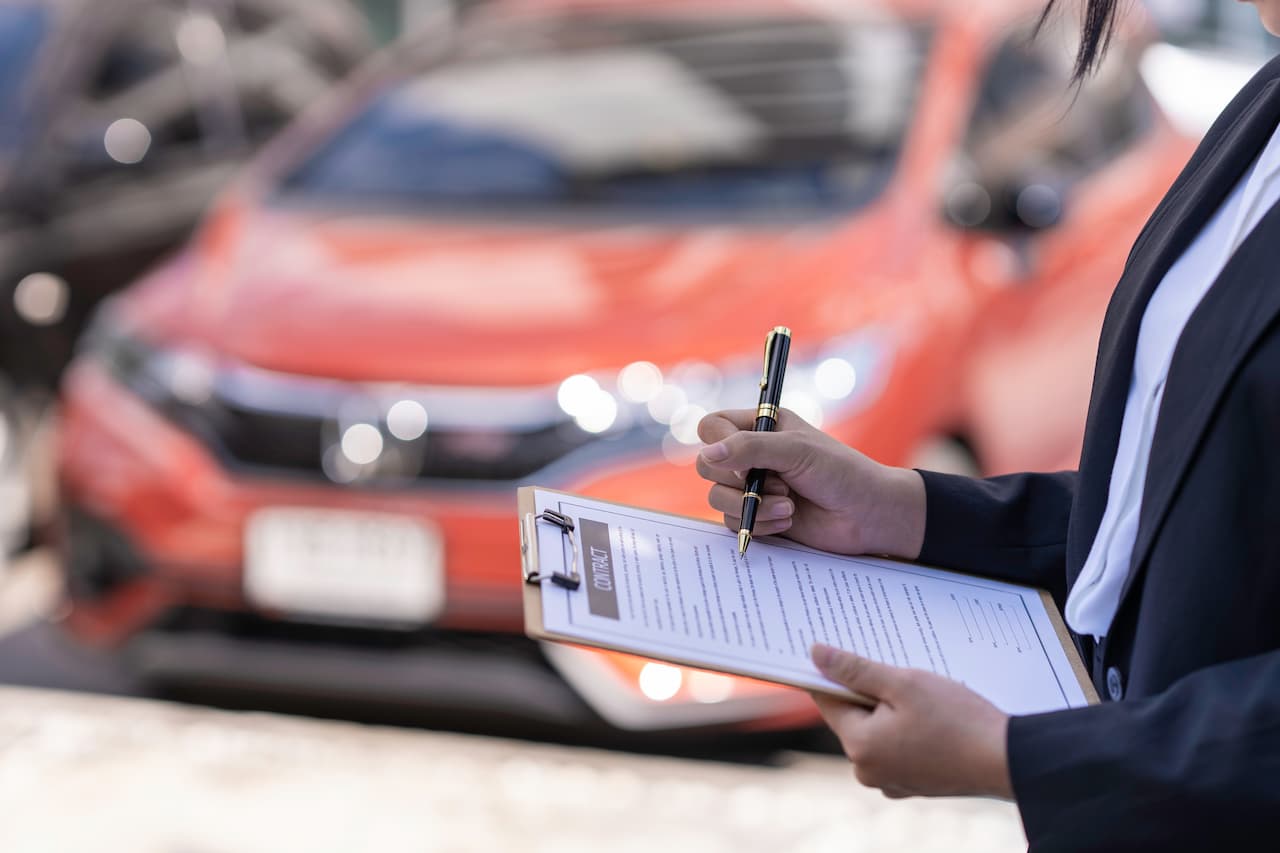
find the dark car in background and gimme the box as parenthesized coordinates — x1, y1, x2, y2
(0, 0, 375, 555)
(0, 0, 374, 389)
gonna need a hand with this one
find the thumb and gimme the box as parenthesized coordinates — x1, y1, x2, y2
(697, 409, 759, 445)
(812, 643, 898, 702)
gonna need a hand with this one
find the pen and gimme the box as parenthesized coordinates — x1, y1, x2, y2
(739, 326, 791, 555)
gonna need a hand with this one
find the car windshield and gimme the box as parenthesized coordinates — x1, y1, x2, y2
(0, 4, 48, 149)
(276, 16, 932, 220)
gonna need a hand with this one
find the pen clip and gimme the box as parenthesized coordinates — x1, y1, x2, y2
(760, 329, 778, 389)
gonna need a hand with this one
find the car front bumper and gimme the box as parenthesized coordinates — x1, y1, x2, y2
(56, 362, 820, 733)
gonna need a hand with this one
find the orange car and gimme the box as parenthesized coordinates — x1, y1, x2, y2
(55, 0, 1193, 732)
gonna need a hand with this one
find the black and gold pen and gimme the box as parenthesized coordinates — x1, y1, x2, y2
(739, 326, 791, 555)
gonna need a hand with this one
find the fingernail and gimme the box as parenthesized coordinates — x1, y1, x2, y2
(702, 442, 729, 462)
(811, 643, 836, 671)
(776, 499, 794, 518)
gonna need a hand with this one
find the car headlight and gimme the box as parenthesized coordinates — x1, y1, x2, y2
(83, 305, 221, 433)
(556, 326, 895, 460)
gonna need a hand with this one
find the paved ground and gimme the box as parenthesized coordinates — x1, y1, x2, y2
(0, 686, 1026, 853)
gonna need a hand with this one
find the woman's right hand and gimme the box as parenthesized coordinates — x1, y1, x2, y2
(696, 409, 926, 560)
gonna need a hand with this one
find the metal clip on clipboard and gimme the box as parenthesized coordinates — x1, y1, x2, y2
(521, 509, 582, 590)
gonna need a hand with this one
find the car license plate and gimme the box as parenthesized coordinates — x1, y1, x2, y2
(244, 508, 444, 626)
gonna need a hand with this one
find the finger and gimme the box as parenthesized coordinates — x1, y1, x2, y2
(811, 692, 873, 726)
(699, 430, 810, 475)
(696, 451, 792, 493)
(696, 458, 793, 492)
(694, 452, 738, 488)
(699, 407, 813, 437)
(811, 692, 875, 763)
(708, 485, 794, 521)
(761, 475, 791, 496)
(811, 644, 900, 703)
(721, 514, 793, 538)
(698, 408, 816, 463)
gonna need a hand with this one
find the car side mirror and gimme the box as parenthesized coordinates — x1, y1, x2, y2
(943, 179, 1065, 233)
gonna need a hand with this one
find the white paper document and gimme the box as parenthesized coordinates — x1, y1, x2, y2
(526, 488, 1092, 714)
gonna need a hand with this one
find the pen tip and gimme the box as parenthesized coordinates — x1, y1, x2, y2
(738, 530, 751, 555)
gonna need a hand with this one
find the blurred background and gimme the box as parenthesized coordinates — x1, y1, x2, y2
(0, 0, 1274, 850)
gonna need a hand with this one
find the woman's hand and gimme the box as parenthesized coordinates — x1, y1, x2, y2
(811, 644, 1013, 800)
(696, 409, 926, 559)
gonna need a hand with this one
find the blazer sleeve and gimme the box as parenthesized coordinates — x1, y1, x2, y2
(916, 470, 1075, 604)
(1008, 649, 1280, 851)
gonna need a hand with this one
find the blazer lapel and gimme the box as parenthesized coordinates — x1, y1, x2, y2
(1118, 195, 1280, 610)
(1066, 79, 1280, 588)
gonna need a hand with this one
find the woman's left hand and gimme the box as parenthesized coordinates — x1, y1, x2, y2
(810, 643, 1014, 800)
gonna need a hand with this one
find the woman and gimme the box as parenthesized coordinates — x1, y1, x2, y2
(696, 1, 1280, 849)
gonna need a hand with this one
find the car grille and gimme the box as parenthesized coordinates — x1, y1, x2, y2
(203, 397, 611, 484)
(217, 405, 324, 473)
(93, 313, 656, 486)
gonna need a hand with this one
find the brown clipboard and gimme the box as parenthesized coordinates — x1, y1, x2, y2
(518, 486, 1099, 708)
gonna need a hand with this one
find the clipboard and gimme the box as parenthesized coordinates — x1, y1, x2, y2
(519, 486, 1099, 710)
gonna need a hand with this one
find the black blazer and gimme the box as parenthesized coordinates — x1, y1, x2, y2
(917, 55, 1280, 851)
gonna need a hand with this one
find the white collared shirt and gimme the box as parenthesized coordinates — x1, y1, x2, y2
(1065, 121, 1280, 640)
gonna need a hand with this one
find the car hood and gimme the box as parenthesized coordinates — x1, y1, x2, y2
(150, 205, 899, 386)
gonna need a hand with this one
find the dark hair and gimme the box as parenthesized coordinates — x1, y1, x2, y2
(1038, 0, 1123, 83)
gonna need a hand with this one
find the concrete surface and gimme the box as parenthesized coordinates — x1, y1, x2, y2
(0, 686, 1026, 853)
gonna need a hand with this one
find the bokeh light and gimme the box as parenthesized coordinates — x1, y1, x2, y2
(386, 399, 429, 441)
(637, 663, 683, 702)
(669, 404, 707, 446)
(617, 361, 663, 403)
(575, 393, 618, 434)
(688, 670, 735, 704)
(176, 12, 227, 65)
(166, 351, 216, 405)
(814, 357, 858, 400)
(321, 446, 357, 485)
(558, 375, 618, 433)
(13, 272, 69, 326)
(646, 385, 687, 425)
(781, 390, 824, 428)
(557, 375, 601, 416)
(340, 423, 383, 465)
(103, 118, 151, 165)
(669, 361, 722, 403)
